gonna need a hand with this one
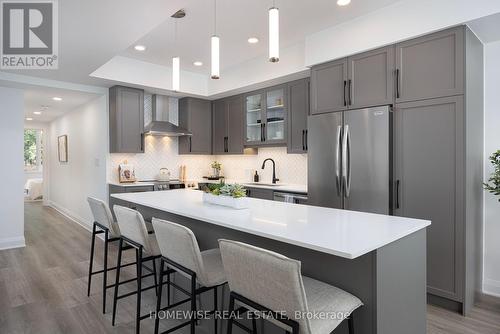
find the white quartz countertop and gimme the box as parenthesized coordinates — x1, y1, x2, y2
(108, 181, 156, 187)
(111, 189, 429, 259)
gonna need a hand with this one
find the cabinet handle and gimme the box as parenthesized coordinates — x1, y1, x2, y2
(305, 129, 308, 150)
(263, 123, 266, 141)
(396, 179, 400, 209)
(396, 69, 400, 99)
(224, 136, 228, 152)
(140, 133, 144, 152)
(343, 80, 347, 106)
(302, 130, 305, 150)
(260, 124, 264, 142)
(189, 136, 192, 152)
(348, 79, 352, 106)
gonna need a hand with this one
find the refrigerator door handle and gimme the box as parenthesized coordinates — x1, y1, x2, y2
(342, 124, 351, 197)
(346, 125, 352, 197)
(335, 125, 342, 196)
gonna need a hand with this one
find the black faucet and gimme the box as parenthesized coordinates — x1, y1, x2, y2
(261, 158, 279, 184)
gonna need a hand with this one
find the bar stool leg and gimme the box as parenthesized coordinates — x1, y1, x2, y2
(227, 293, 235, 334)
(102, 229, 109, 313)
(166, 267, 171, 306)
(348, 314, 354, 334)
(136, 247, 143, 334)
(112, 238, 123, 326)
(154, 259, 165, 334)
(190, 274, 196, 334)
(152, 258, 158, 296)
(87, 223, 97, 296)
(214, 286, 218, 334)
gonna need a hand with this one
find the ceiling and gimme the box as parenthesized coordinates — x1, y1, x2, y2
(121, 0, 402, 74)
(24, 87, 99, 123)
(2, 0, 403, 88)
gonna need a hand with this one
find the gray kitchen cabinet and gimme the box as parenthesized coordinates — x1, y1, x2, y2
(395, 26, 464, 103)
(393, 96, 464, 304)
(178, 97, 212, 155)
(348, 46, 395, 109)
(109, 86, 144, 153)
(212, 96, 249, 154)
(226, 95, 245, 153)
(310, 58, 348, 115)
(287, 78, 310, 153)
(212, 99, 227, 154)
(246, 187, 274, 200)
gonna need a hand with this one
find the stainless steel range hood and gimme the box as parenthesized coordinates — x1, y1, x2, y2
(144, 94, 192, 136)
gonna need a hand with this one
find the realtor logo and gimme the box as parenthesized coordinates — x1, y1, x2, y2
(1, 0, 58, 69)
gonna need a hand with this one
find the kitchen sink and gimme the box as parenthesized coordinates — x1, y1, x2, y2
(243, 182, 285, 187)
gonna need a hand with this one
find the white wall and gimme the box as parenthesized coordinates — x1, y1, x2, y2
(48, 95, 108, 229)
(0, 87, 25, 249)
(305, 0, 500, 66)
(483, 40, 500, 297)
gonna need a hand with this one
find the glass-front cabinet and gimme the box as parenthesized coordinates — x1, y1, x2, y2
(244, 85, 287, 146)
(245, 93, 263, 144)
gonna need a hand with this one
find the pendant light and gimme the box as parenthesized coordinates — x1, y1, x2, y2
(171, 10, 185, 91)
(268, 0, 279, 62)
(211, 0, 220, 79)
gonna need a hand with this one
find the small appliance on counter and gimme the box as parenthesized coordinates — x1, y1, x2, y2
(118, 162, 136, 183)
(203, 176, 225, 181)
(157, 168, 171, 182)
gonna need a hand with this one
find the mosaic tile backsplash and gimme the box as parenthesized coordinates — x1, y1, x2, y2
(107, 95, 307, 185)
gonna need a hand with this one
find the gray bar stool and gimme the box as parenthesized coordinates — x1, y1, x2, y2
(112, 205, 165, 334)
(87, 197, 137, 314)
(219, 239, 363, 334)
(152, 218, 229, 334)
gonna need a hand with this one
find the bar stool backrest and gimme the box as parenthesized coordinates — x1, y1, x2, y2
(113, 205, 152, 253)
(87, 197, 120, 236)
(219, 239, 312, 334)
(152, 218, 207, 284)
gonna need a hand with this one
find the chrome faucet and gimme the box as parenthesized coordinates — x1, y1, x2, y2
(261, 158, 279, 184)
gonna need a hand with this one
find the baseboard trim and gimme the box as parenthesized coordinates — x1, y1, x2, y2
(0, 236, 26, 250)
(47, 201, 93, 234)
(483, 279, 500, 298)
(427, 293, 463, 313)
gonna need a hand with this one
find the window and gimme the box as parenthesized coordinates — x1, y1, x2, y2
(24, 129, 43, 171)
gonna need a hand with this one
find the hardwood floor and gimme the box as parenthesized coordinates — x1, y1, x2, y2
(0, 202, 498, 334)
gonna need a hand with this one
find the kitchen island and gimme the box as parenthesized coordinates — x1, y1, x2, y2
(111, 189, 430, 334)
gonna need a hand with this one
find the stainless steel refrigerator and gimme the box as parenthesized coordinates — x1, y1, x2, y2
(307, 105, 391, 214)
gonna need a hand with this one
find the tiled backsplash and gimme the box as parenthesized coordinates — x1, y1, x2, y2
(107, 94, 307, 184)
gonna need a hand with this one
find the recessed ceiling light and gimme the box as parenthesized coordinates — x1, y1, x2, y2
(134, 45, 146, 51)
(248, 37, 259, 44)
(26, 117, 33, 121)
(34, 111, 42, 115)
(337, 0, 351, 6)
(193, 61, 203, 66)
(52, 97, 62, 101)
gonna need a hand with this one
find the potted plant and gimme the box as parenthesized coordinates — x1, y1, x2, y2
(201, 182, 248, 209)
(484, 150, 500, 200)
(211, 161, 222, 178)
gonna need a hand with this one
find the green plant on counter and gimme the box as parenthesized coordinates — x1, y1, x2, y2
(211, 161, 222, 171)
(202, 182, 247, 198)
(484, 150, 500, 201)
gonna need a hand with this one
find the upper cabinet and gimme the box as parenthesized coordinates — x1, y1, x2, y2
(109, 86, 144, 153)
(310, 58, 348, 115)
(348, 46, 395, 109)
(395, 27, 464, 103)
(178, 97, 212, 155)
(244, 84, 287, 146)
(311, 46, 395, 114)
(287, 78, 310, 153)
(213, 95, 247, 154)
